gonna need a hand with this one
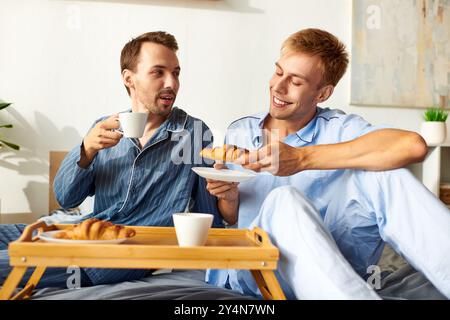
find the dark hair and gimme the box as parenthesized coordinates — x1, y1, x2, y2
(120, 31, 179, 95)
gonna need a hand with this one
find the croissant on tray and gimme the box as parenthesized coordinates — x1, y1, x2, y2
(200, 144, 249, 162)
(54, 218, 136, 240)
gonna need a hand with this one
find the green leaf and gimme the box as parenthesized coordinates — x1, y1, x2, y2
(0, 139, 20, 150)
(0, 102, 12, 110)
(0, 124, 13, 128)
(424, 107, 449, 122)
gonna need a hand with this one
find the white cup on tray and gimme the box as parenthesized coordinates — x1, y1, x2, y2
(172, 213, 214, 247)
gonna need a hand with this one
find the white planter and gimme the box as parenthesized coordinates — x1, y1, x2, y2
(420, 121, 447, 145)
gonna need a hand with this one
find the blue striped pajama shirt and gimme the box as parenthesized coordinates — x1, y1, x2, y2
(0, 107, 223, 287)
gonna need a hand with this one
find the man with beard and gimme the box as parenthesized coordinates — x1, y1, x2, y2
(0, 31, 221, 289)
(205, 28, 450, 299)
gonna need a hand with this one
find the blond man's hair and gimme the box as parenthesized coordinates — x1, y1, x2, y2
(281, 28, 349, 88)
(120, 31, 179, 95)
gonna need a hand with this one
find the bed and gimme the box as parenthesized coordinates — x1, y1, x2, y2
(23, 244, 444, 300)
(2, 151, 445, 300)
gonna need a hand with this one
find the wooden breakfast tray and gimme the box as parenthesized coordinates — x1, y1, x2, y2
(0, 221, 286, 300)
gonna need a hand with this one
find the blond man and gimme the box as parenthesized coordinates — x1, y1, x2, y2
(206, 29, 450, 299)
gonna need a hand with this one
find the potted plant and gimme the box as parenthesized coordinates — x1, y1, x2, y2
(0, 100, 20, 218)
(0, 101, 20, 150)
(420, 107, 448, 145)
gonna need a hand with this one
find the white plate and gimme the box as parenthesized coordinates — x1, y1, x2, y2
(38, 230, 129, 244)
(191, 167, 257, 183)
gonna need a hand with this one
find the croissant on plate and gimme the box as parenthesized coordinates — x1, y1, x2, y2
(200, 144, 249, 162)
(54, 218, 136, 240)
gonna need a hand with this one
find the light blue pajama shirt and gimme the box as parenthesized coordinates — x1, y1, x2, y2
(206, 107, 450, 299)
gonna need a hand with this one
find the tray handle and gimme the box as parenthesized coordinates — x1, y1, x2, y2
(250, 227, 271, 246)
(15, 221, 56, 243)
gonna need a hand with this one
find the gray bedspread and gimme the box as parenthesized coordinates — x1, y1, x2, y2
(376, 245, 446, 300)
(29, 269, 446, 300)
(30, 269, 256, 300)
(14, 244, 448, 300)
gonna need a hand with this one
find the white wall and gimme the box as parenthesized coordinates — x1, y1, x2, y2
(0, 0, 448, 217)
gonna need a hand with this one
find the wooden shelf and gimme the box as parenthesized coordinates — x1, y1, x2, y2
(427, 142, 450, 147)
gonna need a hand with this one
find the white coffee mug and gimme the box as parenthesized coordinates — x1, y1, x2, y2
(172, 213, 214, 247)
(118, 112, 147, 138)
